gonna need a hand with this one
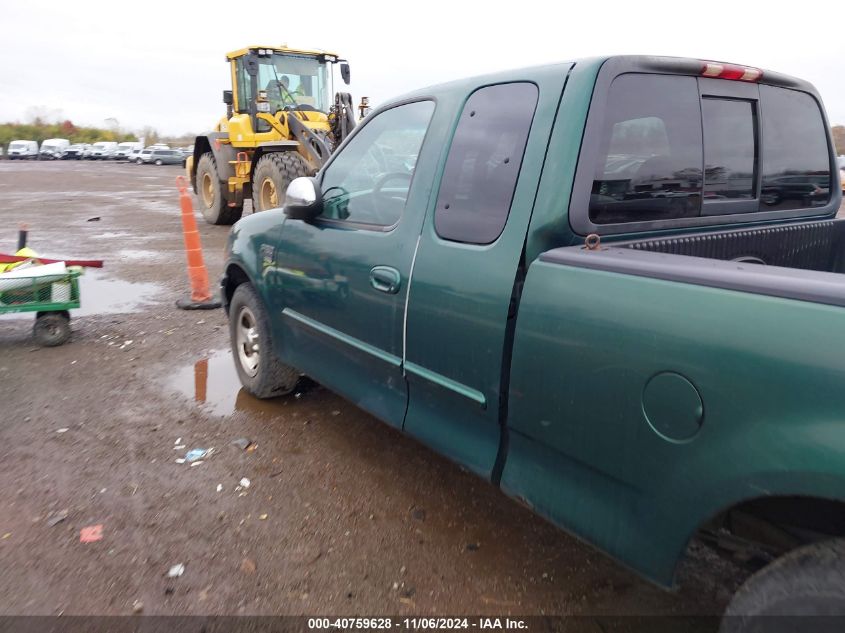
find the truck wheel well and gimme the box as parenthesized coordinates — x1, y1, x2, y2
(223, 264, 251, 311)
(695, 496, 845, 572)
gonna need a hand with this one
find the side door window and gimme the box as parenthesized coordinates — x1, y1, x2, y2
(319, 101, 435, 227)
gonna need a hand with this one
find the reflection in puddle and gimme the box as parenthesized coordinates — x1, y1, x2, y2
(168, 349, 290, 417)
(0, 268, 161, 321)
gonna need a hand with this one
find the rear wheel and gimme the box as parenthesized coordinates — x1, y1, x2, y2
(252, 152, 309, 213)
(721, 539, 845, 631)
(228, 283, 299, 398)
(196, 152, 242, 225)
(33, 312, 71, 347)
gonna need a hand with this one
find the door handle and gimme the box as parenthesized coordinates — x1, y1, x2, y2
(369, 266, 401, 294)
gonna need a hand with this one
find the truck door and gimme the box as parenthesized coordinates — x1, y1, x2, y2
(404, 72, 569, 477)
(274, 100, 437, 428)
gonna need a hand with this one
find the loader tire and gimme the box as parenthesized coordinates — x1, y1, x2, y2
(252, 152, 310, 212)
(196, 152, 242, 225)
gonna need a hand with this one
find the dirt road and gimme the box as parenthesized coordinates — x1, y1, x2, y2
(0, 161, 744, 618)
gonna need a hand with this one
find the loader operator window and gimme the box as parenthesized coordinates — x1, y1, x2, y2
(235, 58, 253, 114)
(256, 53, 329, 114)
(319, 100, 435, 227)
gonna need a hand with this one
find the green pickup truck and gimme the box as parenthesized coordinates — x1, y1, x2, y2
(222, 55, 845, 623)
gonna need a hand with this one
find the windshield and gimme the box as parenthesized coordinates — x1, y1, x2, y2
(10, 142, 25, 149)
(254, 53, 329, 113)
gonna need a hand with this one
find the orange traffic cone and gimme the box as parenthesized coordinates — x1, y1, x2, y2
(175, 176, 221, 310)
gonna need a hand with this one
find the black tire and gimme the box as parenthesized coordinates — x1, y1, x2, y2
(33, 312, 71, 347)
(155, 159, 163, 166)
(252, 152, 309, 213)
(228, 283, 299, 398)
(196, 152, 242, 225)
(721, 539, 845, 631)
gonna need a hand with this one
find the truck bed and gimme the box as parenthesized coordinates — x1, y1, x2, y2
(541, 218, 845, 308)
(623, 218, 845, 272)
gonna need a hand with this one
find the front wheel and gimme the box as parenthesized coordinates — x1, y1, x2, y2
(155, 159, 163, 166)
(721, 539, 845, 631)
(228, 283, 299, 398)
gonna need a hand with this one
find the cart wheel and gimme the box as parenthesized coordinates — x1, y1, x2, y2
(34, 312, 71, 347)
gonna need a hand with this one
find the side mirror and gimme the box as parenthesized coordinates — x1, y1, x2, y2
(223, 90, 233, 105)
(284, 177, 323, 220)
(340, 62, 351, 85)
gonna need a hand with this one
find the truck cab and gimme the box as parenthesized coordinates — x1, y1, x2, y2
(222, 55, 845, 623)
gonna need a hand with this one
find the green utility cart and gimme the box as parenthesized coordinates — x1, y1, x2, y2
(0, 268, 82, 346)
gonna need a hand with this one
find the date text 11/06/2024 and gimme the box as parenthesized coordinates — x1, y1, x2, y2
(307, 618, 528, 630)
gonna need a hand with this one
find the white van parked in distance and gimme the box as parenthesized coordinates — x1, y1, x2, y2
(7, 140, 39, 159)
(88, 141, 119, 159)
(114, 141, 142, 160)
(39, 139, 70, 160)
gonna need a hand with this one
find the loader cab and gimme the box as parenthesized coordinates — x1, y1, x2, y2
(227, 46, 347, 132)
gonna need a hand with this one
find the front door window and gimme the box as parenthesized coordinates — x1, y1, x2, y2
(319, 101, 435, 227)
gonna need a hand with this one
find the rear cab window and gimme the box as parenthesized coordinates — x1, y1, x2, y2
(760, 85, 832, 211)
(571, 61, 835, 235)
(434, 82, 539, 244)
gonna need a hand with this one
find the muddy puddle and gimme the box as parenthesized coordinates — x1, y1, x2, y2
(167, 348, 303, 417)
(0, 268, 161, 320)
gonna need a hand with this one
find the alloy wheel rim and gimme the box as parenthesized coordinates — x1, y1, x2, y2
(236, 307, 260, 377)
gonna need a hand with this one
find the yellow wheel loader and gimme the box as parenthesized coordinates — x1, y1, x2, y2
(187, 46, 360, 225)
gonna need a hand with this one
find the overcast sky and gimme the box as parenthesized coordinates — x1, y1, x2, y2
(3, 1, 844, 136)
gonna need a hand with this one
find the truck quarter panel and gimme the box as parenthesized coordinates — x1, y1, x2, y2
(503, 257, 845, 586)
